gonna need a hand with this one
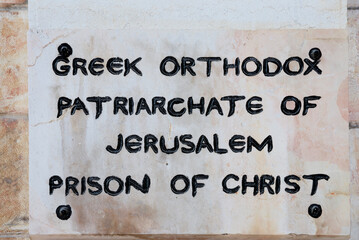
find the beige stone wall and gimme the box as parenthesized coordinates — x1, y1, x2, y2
(349, 4, 359, 239)
(0, 1, 358, 239)
(0, 1, 28, 239)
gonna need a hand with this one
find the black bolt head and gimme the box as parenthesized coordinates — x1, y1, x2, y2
(56, 205, 72, 220)
(309, 48, 322, 61)
(58, 43, 73, 57)
(308, 204, 322, 218)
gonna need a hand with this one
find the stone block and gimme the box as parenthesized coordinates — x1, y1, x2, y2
(349, 0, 359, 8)
(29, 0, 346, 30)
(350, 129, 359, 240)
(348, 10, 359, 124)
(0, 0, 26, 8)
(0, 118, 28, 233)
(0, 10, 28, 114)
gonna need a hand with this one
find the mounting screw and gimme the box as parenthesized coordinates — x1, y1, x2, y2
(309, 48, 322, 61)
(308, 204, 322, 218)
(56, 205, 72, 220)
(58, 43, 73, 57)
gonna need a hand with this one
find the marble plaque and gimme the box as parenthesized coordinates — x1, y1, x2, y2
(28, 30, 349, 236)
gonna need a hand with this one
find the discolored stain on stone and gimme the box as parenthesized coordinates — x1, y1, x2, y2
(0, 118, 28, 233)
(0, 10, 28, 114)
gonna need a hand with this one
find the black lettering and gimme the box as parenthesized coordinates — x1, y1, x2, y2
(73, 58, 88, 75)
(87, 176, 102, 195)
(144, 134, 158, 153)
(196, 135, 214, 153)
(304, 48, 322, 75)
(160, 136, 179, 154)
(180, 134, 195, 154)
(129, 97, 134, 115)
(213, 134, 228, 154)
(125, 135, 142, 153)
(125, 174, 151, 194)
(65, 176, 79, 196)
(49, 175, 63, 195)
(124, 58, 142, 76)
(263, 57, 282, 77)
(71, 97, 89, 116)
(106, 57, 123, 75)
(81, 176, 86, 195)
(181, 57, 196, 76)
(242, 57, 262, 76)
(192, 174, 209, 197)
(52, 57, 70, 76)
(188, 97, 205, 115)
(89, 58, 104, 76)
(281, 96, 301, 115)
(197, 57, 221, 77)
(170, 175, 190, 194)
(57, 97, 72, 118)
(223, 58, 240, 76)
(283, 57, 303, 76)
(303, 174, 330, 196)
(86, 96, 111, 119)
(152, 97, 167, 115)
(106, 134, 123, 154)
(104, 176, 124, 196)
(168, 98, 186, 117)
(260, 175, 275, 195)
(284, 175, 300, 194)
(246, 96, 263, 115)
(242, 175, 259, 195)
(275, 176, 281, 194)
(113, 97, 128, 115)
(221, 95, 245, 117)
(229, 135, 245, 153)
(247, 135, 273, 153)
(303, 96, 321, 116)
(136, 98, 152, 115)
(222, 174, 240, 194)
(160, 56, 180, 76)
(206, 97, 223, 116)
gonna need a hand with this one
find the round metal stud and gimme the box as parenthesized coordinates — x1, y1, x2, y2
(56, 205, 72, 220)
(308, 204, 322, 218)
(58, 43, 73, 57)
(309, 48, 322, 61)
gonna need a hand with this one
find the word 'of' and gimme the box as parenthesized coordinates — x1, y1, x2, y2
(49, 174, 329, 197)
(52, 43, 322, 77)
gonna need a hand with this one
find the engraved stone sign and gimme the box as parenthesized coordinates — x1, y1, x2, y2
(29, 30, 349, 237)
